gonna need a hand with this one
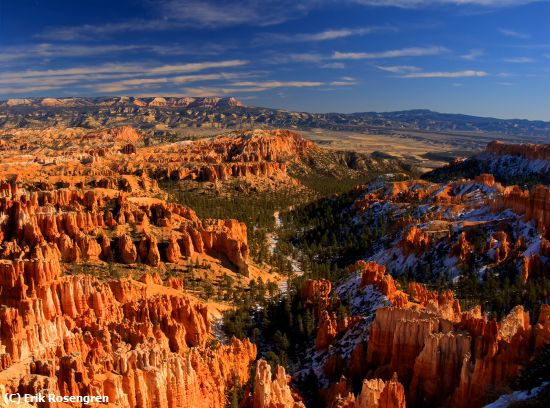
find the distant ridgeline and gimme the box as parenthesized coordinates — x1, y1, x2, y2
(2, 97, 550, 138)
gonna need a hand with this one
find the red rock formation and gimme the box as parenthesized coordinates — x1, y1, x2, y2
(316, 311, 339, 350)
(301, 279, 332, 305)
(451, 232, 471, 262)
(354, 180, 438, 212)
(199, 219, 249, 274)
(474, 173, 496, 187)
(489, 231, 510, 263)
(138, 129, 314, 185)
(351, 261, 407, 307)
(495, 185, 550, 237)
(408, 282, 461, 322)
(357, 260, 387, 288)
(333, 374, 406, 408)
(365, 303, 548, 408)
(486, 141, 550, 162)
(400, 226, 430, 255)
(119, 233, 137, 264)
(0, 239, 257, 407)
(166, 234, 181, 263)
(252, 359, 305, 408)
(535, 304, 550, 348)
(379, 373, 407, 408)
(96, 125, 142, 144)
(0, 181, 262, 407)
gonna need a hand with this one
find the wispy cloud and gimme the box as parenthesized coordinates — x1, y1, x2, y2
(503, 56, 534, 63)
(40, 0, 314, 40)
(0, 60, 250, 95)
(146, 60, 248, 74)
(321, 62, 346, 69)
(93, 73, 244, 93)
(0, 42, 228, 63)
(329, 81, 358, 86)
(264, 53, 325, 64)
(376, 65, 421, 73)
(333, 46, 447, 59)
(461, 49, 484, 60)
(0, 44, 146, 62)
(401, 70, 488, 78)
(1, 60, 247, 80)
(498, 28, 531, 39)
(351, 1, 543, 8)
(37, 0, 544, 41)
(230, 81, 324, 89)
(0, 85, 64, 94)
(255, 26, 395, 44)
(179, 78, 354, 95)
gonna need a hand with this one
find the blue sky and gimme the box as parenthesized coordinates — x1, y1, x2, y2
(1, 0, 549, 119)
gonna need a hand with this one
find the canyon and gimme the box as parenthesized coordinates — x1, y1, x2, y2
(0, 123, 548, 408)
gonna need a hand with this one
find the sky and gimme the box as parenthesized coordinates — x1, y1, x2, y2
(0, 0, 549, 120)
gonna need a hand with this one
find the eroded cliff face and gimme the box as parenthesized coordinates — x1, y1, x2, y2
(297, 259, 549, 408)
(486, 141, 550, 162)
(0, 177, 259, 407)
(0, 127, 318, 197)
(366, 301, 548, 408)
(252, 359, 305, 408)
(140, 129, 314, 185)
(495, 185, 550, 237)
(0, 232, 256, 407)
(351, 172, 550, 285)
(333, 374, 406, 408)
(0, 188, 250, 274)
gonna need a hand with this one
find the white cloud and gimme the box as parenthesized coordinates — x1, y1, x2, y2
(321, 62, 346, 69)
(333, 46, 447, 59)
(376, 65, 421, 72)
(352, 1, 543, 8)
(36, 0, 545, 41)
(94, 73, 244, 93)
(401, 70, 488, 78)
(40, 0, 314, 40)
(0, 44, 145, 62)
(178, 87, 236, 96)
(461, 49, 484, 60)
(256, 26, 395, 44)
(498, 28, 531, 39)
(265, 53, 325, 64)
(330, 81, 358, 86)
(0, 60, 250, 95)
(230, 81, 324, 89)
(0, 85, 64, 94)
(503, 57, 534, 63)
(0, 64, 144, 80)
(147, 60, 248, 75)
(180, 80, 328, 96)
(0, 60, 247, 81)
(0, 42, 225, 63)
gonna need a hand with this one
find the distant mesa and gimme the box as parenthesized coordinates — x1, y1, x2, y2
(1, 96, 245, 109)
(1, 96, 549, 138)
